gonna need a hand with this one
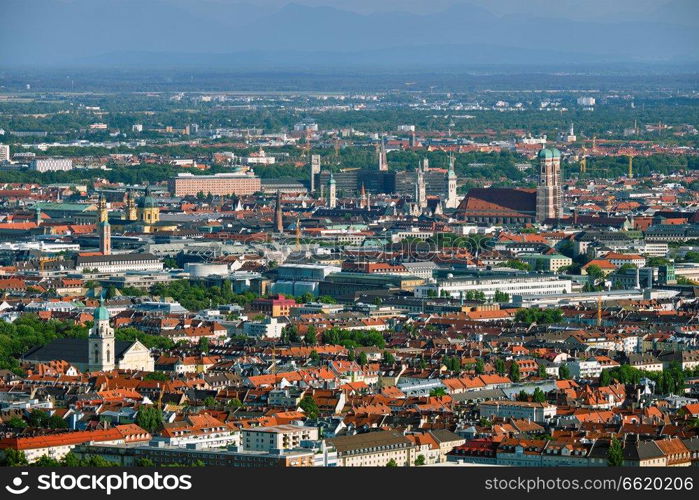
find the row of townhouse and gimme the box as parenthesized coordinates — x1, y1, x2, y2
(0, 424, 151, 462)
(449, 436, 699, 467)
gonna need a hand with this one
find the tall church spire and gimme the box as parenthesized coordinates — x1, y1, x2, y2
(416, 163, 427, 209)
(445, 153, 459, 209)
(88, 298, 115, 372)
(536, 148, 563, 223)
(97, 194, 111, 255)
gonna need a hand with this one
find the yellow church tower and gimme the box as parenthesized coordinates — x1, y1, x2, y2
(138, 185, 160, 231)
(126, 190, 138, 221)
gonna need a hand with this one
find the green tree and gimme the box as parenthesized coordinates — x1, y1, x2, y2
(430, 387, 447, 397)
(7, 416, 27, 430)
(475, 358, 485, 375)
(144, 371, 169, 381)
(1, 449, 28, 466)
(608, 437, 624, 466)
(509, 362, 521, 382)
(358, 352, 368, 366)
(383, 351, 395, 364)
(493, 290, 510, 303)
(285, 324, 300, 343)
(299, 395, 319, 420)
(599, 369, 612, 387)
(28, 409, 50, 428)
(415, 455, 426, 466)
(386, 458, 398, 467)
(80, 455, 116, 467)
(47, 414, 68, 429)
(33, 455, 61, 466)
(532, 387, 547, 403)
(135, 406, 163, 434)
(586, 264, 605, 284)
(136, 458, 156, 467)
(559, 364, 571, 380)
(305, 325, 317, 346)
(227, 398, 243, 409)
(61, 452, 81, 467)
(495, 358, 506, 376)
(499, 260, 531, 271)
(198, 336, 210, 354)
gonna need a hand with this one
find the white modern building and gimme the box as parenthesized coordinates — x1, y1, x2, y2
(242, 425, 319, 452)
(479, 401, 557, 423)
(242, 317, 285, 339)
(31, 158, 73, 172)
(415, 274, 572, 300)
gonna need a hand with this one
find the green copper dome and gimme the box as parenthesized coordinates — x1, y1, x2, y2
(94, 302, 110, 321)
(138, 186, 158, 208)
(538, 148, 553, 159)
(550, 148, 561, 158)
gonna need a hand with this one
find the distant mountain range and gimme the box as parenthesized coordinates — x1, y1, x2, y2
(2, 0, 697, 67)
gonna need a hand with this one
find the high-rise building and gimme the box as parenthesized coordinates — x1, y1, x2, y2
(327, 174, 337, 208)
(88, 300, 115, 372)
(535, 148, 563, 222)
(377, 139, 388, 171)
(0, 144, 10, 163)
(310, 154, 321, 193)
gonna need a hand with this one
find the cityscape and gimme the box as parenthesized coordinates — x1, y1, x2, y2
(0, 0, 699, 475)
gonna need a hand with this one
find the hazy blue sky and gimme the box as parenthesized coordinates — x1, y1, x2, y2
(169, 0, 682, 19)
(2, 0, 697, 67)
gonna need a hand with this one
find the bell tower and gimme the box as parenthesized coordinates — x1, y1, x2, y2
(88, 299, 115, 372)
(536, 148, 563, 223)
(445, 153, 459, 209)
(126, 190, 138, 221)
